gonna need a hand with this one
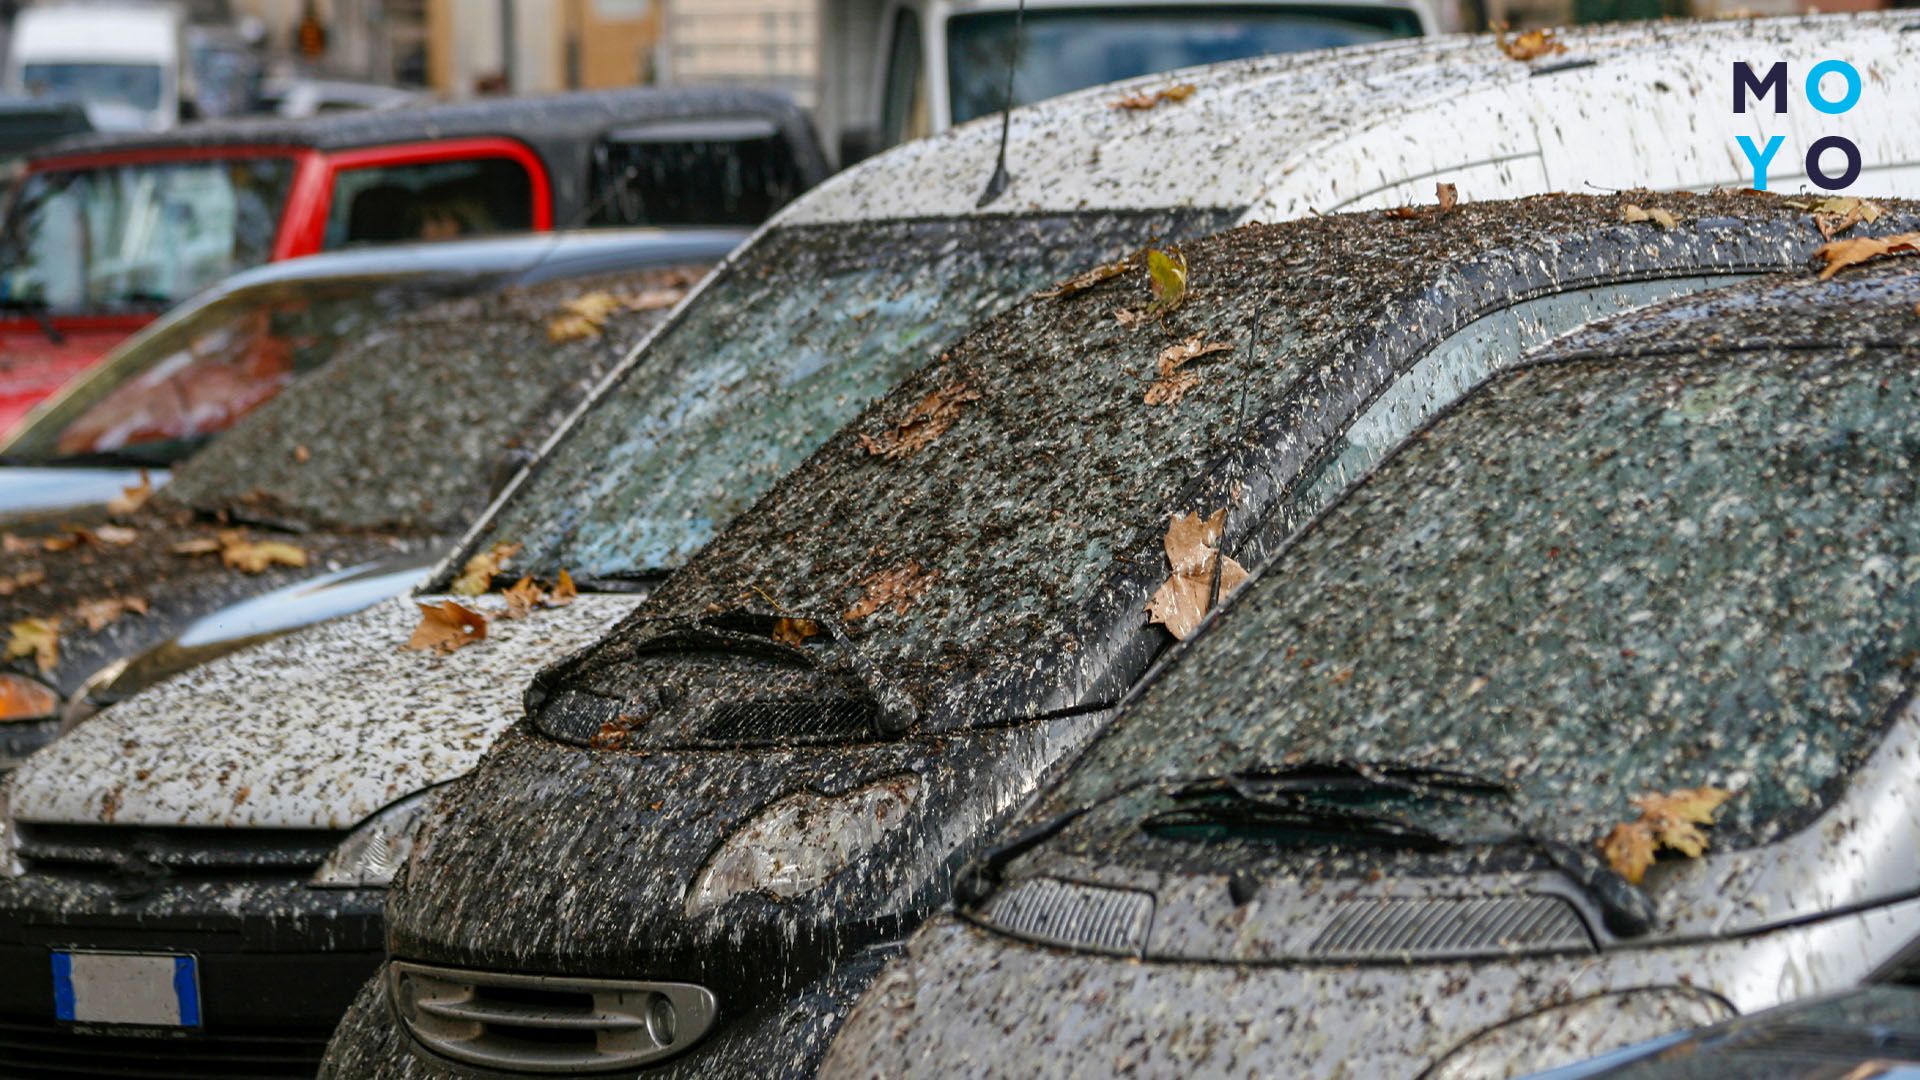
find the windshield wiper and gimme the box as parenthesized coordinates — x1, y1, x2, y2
(0, 296, 64, 345)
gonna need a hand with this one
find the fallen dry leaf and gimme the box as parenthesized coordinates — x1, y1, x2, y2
(6, 617, 59, 673)
(1598, 785, 1733, 884)
(1145, 248, 1189, 319)
(549, 569, 578, 606)
(502, 576, 545, 619)
(40, 528, 92, 552)
(1146, 509, 1248, 640)
(404, 600, 489, 654)
(1037, 257, 1133, 300)
(1111, 83, 1195, 110)
(1495, 23, 1567, 61)
(172, 536, 225, 556)
(221, 536, 308, 574)
(92, 524, 138, 546)
(1436, 182, 1458, 212)
(0, 569, 46, 597)
(72, 596, 149, 632)
(859, 378, 981, 460)
(844, 562, 938, 621)
(1146, 336, 1233, 406)
(107, 469, 153, 515)
(452, 541, 522, 596)
(625, 285, 687, 312)
(2, 534, 31, 555)
(294, 444, 311, 463)
(1815, 232, 1920, 280)
(1622, 204, 1676, 229)
(772, 616, 820, 646)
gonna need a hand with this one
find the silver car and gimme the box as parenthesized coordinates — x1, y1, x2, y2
(821, 259, 1920, 1078)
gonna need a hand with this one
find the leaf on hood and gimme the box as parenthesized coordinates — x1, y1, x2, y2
(1145, 248, 1189, 317)
(844, 561, 939, 621)
(220, 535, 308, 574)
(92, 524, 139, 546)
(451, 541, 522, 596)
(0, 569, 46, 597)
(550, 569, 578, 606)
(2, 533, 32, 555)
(500, 570, 577, 618)
(548, 290, 626, 342)
(1146, 509, 1248, 640)
(73, 596, 149, 632)
(107, 469, 154, 515)
(1598, 785, 1733, 884)
(40, 528, 93, 552)
(1815, 232, 1920, 280)
(858, 377, 981, 461)
(772, 616, 821, 646)
(626, 285, 689, 312)
(1145, 336, 1233, 406)
(404, 600, 490, 654)
(1622, 204, 1677, 229)
(1036, 256, 1133, 300)
(1111, 83, 1195, 110)
(1809, 196, 1885, 240)
(5, 617, 59, 673)
(1385, 182, 1461, 220)
(1436, 182, 1459, 212)
(1495, 23, 1567, 61)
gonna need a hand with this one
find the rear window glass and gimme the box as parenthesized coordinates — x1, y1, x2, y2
(1052, 348, 1920, 850)
(588, 121, 810, 227)
(325, 157, 534, 249)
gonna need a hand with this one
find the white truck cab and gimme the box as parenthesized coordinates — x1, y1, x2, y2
(818, 0, 1442, 164)
(5, 2, 192, 133)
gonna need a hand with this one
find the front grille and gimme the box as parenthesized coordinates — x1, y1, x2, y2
(0, 1017, 327, 1078)
(390, 961, 717, 1074)
(979, 877, 1154, 957)
(1310, 894, 1593, 960)
(14, 824, 336, 880)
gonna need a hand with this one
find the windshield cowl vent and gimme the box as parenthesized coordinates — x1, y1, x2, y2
(976, 876, 1154, 958)
(1309, 894, 1594, 962)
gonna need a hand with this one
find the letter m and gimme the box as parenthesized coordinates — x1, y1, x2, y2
(1733, 62, 1786, 114)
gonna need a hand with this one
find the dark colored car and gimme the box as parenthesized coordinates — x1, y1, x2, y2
(0, 230, 730, 765)
(0, 86, 824, 427)
(817, 257, 1920, 1078)
(315, 192, 1907, 1079)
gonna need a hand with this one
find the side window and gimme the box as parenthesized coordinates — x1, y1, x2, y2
(324, 157, 534, 249)
(879, 8, 929, 149)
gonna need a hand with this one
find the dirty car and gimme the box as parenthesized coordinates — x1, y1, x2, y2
(312, 192, 1920, 1080)
(0, 237, 723, 766)
(818, 259, 1920, 1080)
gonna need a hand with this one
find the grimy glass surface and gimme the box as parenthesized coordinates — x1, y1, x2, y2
(1055, 349, 1920, 849)
(464, 212, 1205, 581)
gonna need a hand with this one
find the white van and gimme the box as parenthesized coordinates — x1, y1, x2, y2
(817, 0, 1442, 163)
(5, 2, 192, 132)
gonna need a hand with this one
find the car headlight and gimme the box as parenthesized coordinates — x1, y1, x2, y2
(311, 789, 441, 888)
(685, 773, 922, 918)
(1428, 987, 1735, 1080)
(0, 673, 59, 723)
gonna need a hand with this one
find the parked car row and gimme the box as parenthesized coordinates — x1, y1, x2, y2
(3, 12, 1920, 1080)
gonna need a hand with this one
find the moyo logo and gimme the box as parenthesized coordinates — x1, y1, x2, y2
(1734, 60, 1864, 192)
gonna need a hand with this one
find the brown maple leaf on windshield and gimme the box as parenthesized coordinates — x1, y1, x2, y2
(1146, 336, 1233, 406)
(1598, 786, 1733, 884)
(859, 377, 981, 461)
(451, 541, 522, 597)
(843, 562, 939, 621)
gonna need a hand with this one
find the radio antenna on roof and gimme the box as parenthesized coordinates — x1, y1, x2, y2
(976, 0, 1026, 208)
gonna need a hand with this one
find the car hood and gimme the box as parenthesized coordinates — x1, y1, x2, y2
(0, 466, 169, 525)
(6, 592, 640, 830)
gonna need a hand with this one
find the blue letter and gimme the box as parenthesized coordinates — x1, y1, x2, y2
(1733, 62, 1786, 114)
(1736, 135, 1785, 190)
(1805, 60, 1861, 114)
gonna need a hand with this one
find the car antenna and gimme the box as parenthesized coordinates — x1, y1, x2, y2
(1207, 288, 1270, 613)
(976, 0, 1026, 208)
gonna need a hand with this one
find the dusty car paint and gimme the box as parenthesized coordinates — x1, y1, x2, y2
(317, 192, 1920, 1080)
(817, 263, 1920, 1079)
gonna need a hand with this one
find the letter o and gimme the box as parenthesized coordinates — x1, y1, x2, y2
(1805, 60, 1862, 114)
(1807, 136, 1862, 190)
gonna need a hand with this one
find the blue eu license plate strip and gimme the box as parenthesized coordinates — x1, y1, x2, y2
(51, 950, 201, 1027)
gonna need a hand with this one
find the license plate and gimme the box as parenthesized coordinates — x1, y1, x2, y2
(51, 950, 201, 1027)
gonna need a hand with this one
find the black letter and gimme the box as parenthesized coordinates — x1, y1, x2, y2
(1733, 62, 1786, 114)
(1807, 136, 1862, 190)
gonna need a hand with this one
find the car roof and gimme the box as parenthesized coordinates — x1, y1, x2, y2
(31, 85, 825, 167)
(790, 13, 1918, 226)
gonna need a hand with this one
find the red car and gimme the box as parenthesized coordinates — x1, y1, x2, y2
(0, 87, 825, 429)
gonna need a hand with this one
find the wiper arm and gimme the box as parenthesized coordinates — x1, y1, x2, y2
(1143, 786, 1454, 852)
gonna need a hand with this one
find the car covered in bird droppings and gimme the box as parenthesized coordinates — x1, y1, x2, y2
(321, 191, 1920, 1079)
(0, 232, 726, 766)
(818, 257, 1920, 1080)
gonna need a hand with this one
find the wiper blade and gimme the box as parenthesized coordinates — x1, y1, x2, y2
(1143, 788, 1453, 852)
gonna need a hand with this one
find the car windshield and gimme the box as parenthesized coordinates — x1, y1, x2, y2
(946, 6, 1420, 125)
(452, 211, 1225, 585)
(161, 265, 706, 534)
(0, 156, 294, 313)
(2, 271, 498, 466)
(1050, 348, 1920, 852)
(21, 62, 165, 113)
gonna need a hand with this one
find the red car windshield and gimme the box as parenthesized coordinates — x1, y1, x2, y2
(0, 155, 295, 314)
